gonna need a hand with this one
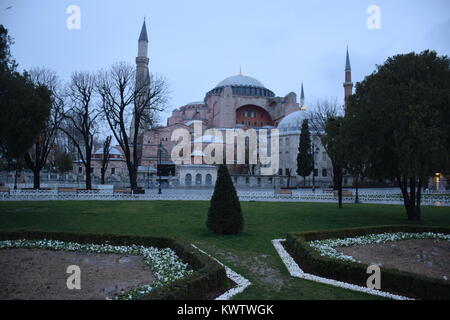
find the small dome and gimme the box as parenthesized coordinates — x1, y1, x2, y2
(278, 111, 308, 135)
(215, 75, 265, 89)
(93, 146, 122, 156)
(194, 135, 224, 144)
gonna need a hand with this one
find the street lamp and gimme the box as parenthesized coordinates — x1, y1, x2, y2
(158, 142, 163, 195)
(311, 143, 320, 192)
(147, 164, 150, 190)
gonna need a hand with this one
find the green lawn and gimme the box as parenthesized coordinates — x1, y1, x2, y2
(0, 201, 449, 300)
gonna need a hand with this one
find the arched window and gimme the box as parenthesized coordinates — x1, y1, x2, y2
(196, 174, 202, 185)
(206, 174, 212, 186)
(185, 174, 192, 186)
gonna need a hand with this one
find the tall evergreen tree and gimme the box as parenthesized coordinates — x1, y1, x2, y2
(0, 26, 51, 182)
(344, 50, 450, 220)
(297, 119, 313, 187)
(207, 165, 244, 235)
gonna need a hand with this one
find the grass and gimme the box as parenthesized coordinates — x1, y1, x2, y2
(0, 200, 449, 300)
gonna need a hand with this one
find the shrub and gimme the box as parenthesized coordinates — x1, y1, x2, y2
(207, 165, 244, 235)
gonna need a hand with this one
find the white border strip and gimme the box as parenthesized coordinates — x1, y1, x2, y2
(272, 239, 413, 300)
(191, 244, 251, 301)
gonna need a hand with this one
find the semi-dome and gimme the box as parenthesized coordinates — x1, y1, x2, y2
(278, 111, 309, 135)
(215, 75, 265, 89)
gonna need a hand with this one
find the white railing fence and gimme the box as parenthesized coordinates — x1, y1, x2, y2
(0, 189, 448, 206)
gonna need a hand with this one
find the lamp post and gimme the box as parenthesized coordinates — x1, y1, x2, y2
(147, 164, 150, 190)
(158, 142, 163, 195)
(311, 143, 319, 192)
(312, 142, 315, 192)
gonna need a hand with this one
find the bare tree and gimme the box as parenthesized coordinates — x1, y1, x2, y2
(308, 99, 344, 138)
(96, 62, 169, 190)
(24, 68, 64, 189)
(60, 71, 99, 190)
(308, 99, 346, 206)
(100, 135, 112, 185)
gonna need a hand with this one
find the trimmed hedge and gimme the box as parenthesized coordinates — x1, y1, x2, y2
(286, 225, 450, 300)
(0, 230, 228, 300)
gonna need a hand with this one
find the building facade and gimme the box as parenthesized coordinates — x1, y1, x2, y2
(133, 21, 355, 188)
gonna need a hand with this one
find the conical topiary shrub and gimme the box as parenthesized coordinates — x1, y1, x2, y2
(207, 165, 244, 235)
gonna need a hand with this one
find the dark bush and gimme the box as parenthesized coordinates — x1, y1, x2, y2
(207, 165, 244, 235)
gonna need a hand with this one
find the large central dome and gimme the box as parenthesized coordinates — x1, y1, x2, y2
(207, 74, 274, 98)
(215, 75, 266, 89)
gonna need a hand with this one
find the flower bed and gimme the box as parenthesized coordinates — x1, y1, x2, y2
(310, 232, 450, 263)
(0, 239, 193, 300)
(0, 230, 228, 300)
(286, 225, 450, 300)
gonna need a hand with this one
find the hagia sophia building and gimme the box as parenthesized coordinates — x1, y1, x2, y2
(71, 21, 353, 189)
(127, 21, 354, 189)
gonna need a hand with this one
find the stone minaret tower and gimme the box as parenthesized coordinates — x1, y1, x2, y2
(343, 47, 353, 107)
(131, 20, 150, 141)
(136, 20, 149, 91)
(300, 83, 306, 110)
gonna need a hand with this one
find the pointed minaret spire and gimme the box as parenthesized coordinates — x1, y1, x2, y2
(239, 65, 243, 76)
(132, 19, 151, 137)
(139, 19, 148, 42)
(137, 19, 149, 58)
(344, 46, 353, 107)
(300, 83, 305, 108)
(345, 46, 351, 72)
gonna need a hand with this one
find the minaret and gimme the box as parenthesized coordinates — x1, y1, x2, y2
(136, 20, 150, 94)
(300, 83, 305, 109)
(343, 47, 353, 107)
(131, 20, 150, 142)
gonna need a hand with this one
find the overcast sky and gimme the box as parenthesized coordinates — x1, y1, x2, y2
(1, 0, 449, 122)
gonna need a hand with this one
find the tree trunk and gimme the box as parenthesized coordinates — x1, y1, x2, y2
(397, 176, 422, 221)
(129, 166, 138, 190)
(355, 176, 360, 204)
(101, 169, 106, 185)
(33, 167, 41, 190)
(333, 164, 343, 209)
(85, 170, 92, 190)
(338, 174, 343, 209)
(14, 168, 19, 190)
(85, 158, 92, 190)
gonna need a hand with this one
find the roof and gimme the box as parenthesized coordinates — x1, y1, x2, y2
(137, 166, 157, 173)
(215, 74, 265, 89)
(139, 21, 148, 42)
(185, 101, 205, 106)
(346, 47, 351, 71)
(278, 111, 309, 135)
(93, 146, 122, 156)
(194, 135, 224, 144)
